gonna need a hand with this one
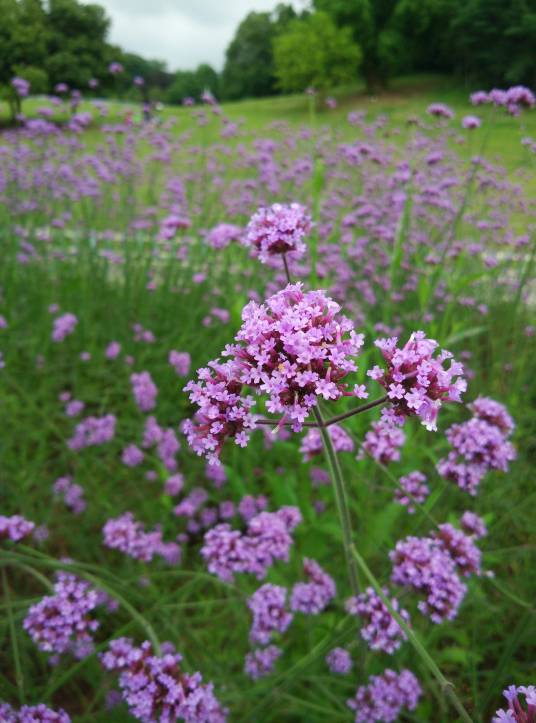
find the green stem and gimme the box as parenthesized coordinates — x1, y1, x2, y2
(312, 405, 360, 596)
(350, 544, 474, 723)
(2, 568, 25, 703)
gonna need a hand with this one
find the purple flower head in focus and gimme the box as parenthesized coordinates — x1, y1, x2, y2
(244, 203, 312, 263)
(369, 331, 466, 430)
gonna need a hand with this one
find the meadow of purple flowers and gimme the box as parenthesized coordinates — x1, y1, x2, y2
(0, 80, 535, 722)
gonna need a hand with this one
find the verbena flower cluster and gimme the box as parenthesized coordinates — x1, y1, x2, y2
(347, 668, 422, 722)
(390, 517, 482, 623)
(101, 638, 227, 722)
(67, 414, 116, 450)
(103, 512, 181, 563)
(493, 684, 536, 722)
(0, 514, 35, 541)
(437, 396, 516, 495)
(345, 587, 409, 654)
(325, 647, 352, 674)
(0, 702, 71, 722)
(244, 645, 282, 680)
(394, 471, 429, 512)
(53, 476, 86, 514)
(248, 583, 293, 644)
(290, 557, 336, 614)
(361, 419, 406, 465)
(201, 506, 301, 582)
(369, 331, 466, 431)
(244, 202, 312, 263)
(131, 371, 158, 412)
(23, 572, 105, 659)
(300, 424, 354, 462)
(185, 283, 365, 461)
(51, 312, 78, 342)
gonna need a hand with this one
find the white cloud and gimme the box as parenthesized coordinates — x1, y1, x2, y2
(82, 0, 304, 71)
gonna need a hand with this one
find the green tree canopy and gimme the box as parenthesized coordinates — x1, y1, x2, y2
(273, 11, 362, 94)
(166, 64, 220, 105)
(221, 4, 298, 100)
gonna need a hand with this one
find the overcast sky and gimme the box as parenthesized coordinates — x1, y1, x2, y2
(83, 0, 304, 72)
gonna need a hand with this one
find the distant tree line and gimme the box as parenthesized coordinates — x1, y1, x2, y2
(1, 0, 535, 106)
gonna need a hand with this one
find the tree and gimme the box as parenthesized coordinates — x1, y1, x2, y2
(313, 0, 403, 91)
(221, 12, 276, 100)
(166, 64, 220, 105)
(221, 5, 298, 100)
(0, 0, 47, 85)
(448, 0, 536, 86)
(45, 0, 112, 89)
(273, 11, 361, 94)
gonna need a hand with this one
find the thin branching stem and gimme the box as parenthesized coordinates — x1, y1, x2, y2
(313, 405, 360, 595)
(255, 395, 389, 429)
(282, 253, 292, 284)
(350, 544, 474, 723)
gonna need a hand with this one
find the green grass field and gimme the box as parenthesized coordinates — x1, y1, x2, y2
(0, 75, 535, 722)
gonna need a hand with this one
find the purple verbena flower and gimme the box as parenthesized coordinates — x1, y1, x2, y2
(300, 424, 354, 462)
(347, 668, 422, 722)
(23, 572, 103, 659)
(248, 583, 293, 644)
(101, 638, 227, 722)
(369, 331, 466, 430)
(52, 313, 77, 342)
(244, 203, 312, 263)
(0, 514, 35, 541)
(244, 645, 282, 679)
(394, 471, 429, 513)
(290, 558, 336, 615)
(326, 647, 352, 674)
(131, 371, 158, 412)
(346, 587, 409, 654)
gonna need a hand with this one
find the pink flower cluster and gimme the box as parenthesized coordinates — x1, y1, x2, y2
(103, 512, 181, 564)
(52, 312, 78, 342)
(347, 668, 422, 722)
(0, 702, 71, 722)
(244, 203, 311, 263)
(300, 424, 354, 462)
(361, 418, 405, 465)
(142, 416, 180, 471)
(493, 685, 536, 723)
(427, 103, 455, 119)
(23, 572, 104, 659)
(131, 371, 158, 412)
(471, 86, 535, 114)
(101, 638, 227, 723)
(201, 506, 301, 583)
(67, 414, 116, 450)
(53, 476, 86, 514)
(206, 223, 243, 249)
(248, 583, 293, 644)
(290, 558, 336, 614)
(346, 587, 409, 654)
(394, 471, 429, 513)
(0, 514, 35, 541)
(183, 359, 256, 464)
(437, 396, 516, 495)
(244, 645, 282, 680)
(390, 517, 483, 623)
(169, 350, 191, 376)
(186, 284, 364, 460)
(369, 331, 466, 430)
(326, 647, 352, 674)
